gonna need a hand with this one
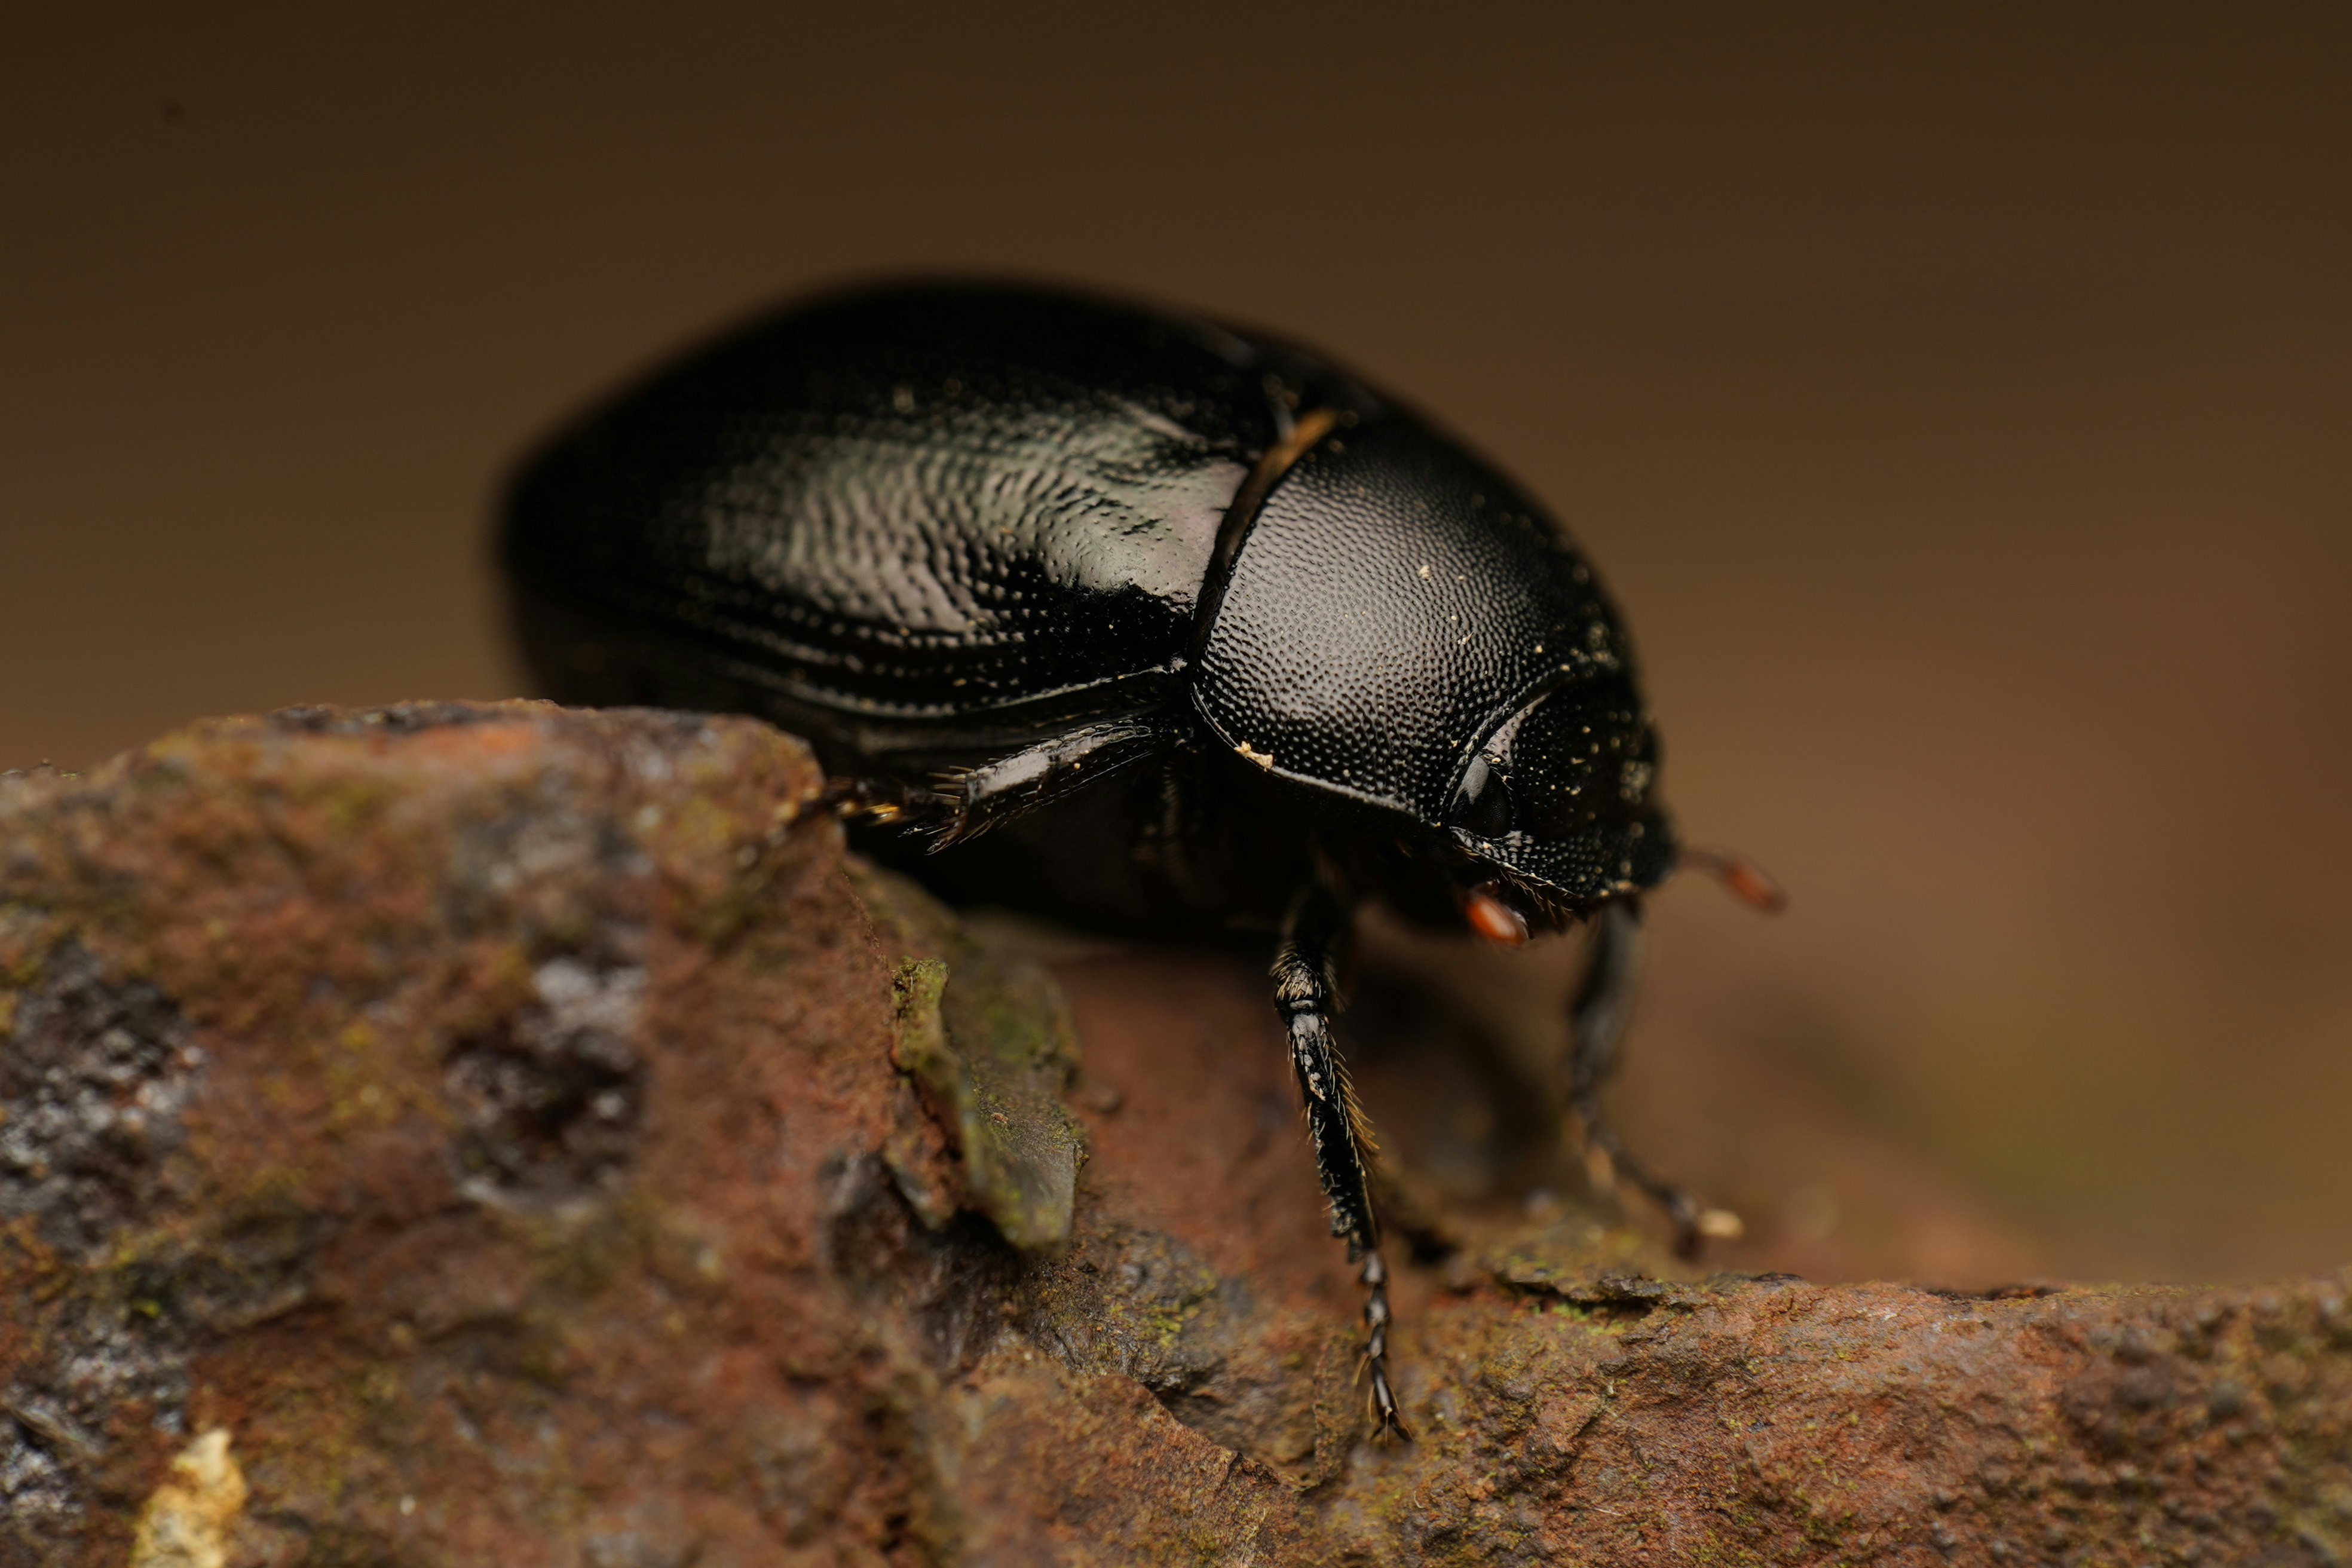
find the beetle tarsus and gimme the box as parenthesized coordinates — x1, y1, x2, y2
(818, 774, 941, 827)
(1569, 898, 1733, 1258)
(1274, 882, 1410, 1440)
(1573, 1089, 1706, 1257)
(1359, 1248, 1411, 1438)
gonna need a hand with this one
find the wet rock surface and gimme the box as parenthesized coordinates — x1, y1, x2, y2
(0, 701, 2342, 1566)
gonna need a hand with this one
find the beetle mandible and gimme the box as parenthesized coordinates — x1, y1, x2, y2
(500, 281, 1774, 1436)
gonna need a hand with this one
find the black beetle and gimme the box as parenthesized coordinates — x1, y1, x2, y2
(500, 281, 1772, 1435)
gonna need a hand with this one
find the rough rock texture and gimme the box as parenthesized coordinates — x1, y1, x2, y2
(0, 701, 2344, 1566)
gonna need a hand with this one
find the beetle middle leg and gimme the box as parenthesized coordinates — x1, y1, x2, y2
(1567, 898, 1741, 1258)
(1273, 881, 1408, 1438)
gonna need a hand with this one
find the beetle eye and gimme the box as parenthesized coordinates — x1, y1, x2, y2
(1452, 676, 1659, 844)
(1452, 750, 1518, 839)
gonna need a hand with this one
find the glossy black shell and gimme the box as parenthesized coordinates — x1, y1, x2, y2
(509, 289, 1288, 724)
(503, 282, 1674, 928)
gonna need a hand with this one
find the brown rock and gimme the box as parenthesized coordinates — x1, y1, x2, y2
(0, 702, 2345, 1565)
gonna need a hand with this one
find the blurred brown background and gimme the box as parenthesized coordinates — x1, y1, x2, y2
(5, 5, 2347, 1286)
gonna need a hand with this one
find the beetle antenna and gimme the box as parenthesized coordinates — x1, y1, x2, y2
(1679, 849, 1787, 914)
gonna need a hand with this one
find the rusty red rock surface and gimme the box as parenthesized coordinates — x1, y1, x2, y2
(0, 702, 2344, 1566)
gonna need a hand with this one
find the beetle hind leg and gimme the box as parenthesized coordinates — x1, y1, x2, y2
(923, 714, 1175, 849)
(1567, 898, 1742, 1258)
(1273, 883, 1409, 1439)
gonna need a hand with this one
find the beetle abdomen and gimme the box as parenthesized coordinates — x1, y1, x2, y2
(503, 285, 1283, 719)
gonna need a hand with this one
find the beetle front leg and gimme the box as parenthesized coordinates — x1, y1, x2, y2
(1272, 882, 1408, 1439)
(1567, 898, 1741, 1258)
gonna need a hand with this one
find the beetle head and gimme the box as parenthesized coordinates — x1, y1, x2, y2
(1189, 411, 1678, 938)
(1443, 672, 1676, 936)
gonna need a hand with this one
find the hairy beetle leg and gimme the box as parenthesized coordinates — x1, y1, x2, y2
(1275, 882, 1411, 1440)
(818, 714, 1176, 844)
(1569, 898, 1742, 1259)
(923, 714, 1177, 849)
